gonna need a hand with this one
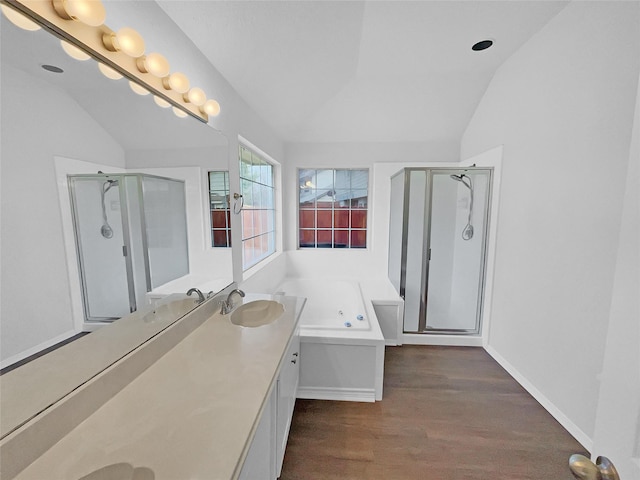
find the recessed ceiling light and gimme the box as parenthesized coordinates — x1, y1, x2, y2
(41, 64, 64, 73)
(472, 39, 493, 51)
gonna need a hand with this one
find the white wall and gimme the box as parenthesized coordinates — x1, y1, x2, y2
(0, 65, 125, 365)
(461, 1, 640, 448)
(591, 72, 640, 476)
(278, 142, 457, 286)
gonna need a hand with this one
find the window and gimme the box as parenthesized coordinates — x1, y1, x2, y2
(298, 169, 368, 249)
(239, 145, 276, 270)
(208, 171, 231, 247)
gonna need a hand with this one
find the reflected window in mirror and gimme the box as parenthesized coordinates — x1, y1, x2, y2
(239, 145, 276, 270)
(209, 171, 231, 248)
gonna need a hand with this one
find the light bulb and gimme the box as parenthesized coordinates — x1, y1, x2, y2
(129, 81, 149, 96)
(154, 96, 171, 108)
(172, 107, 188, 118)
(1, 4, 41, 31)
(184, 87, 206, 106)
(136, 52, 170, 78)
(60, 40, 90, 61)
(202, 99, 221, 117)
(162, 72, 190, 94)
(53, 0, 106, 27)
(103, 27, 145, 57)
(98, 63, 122, 80)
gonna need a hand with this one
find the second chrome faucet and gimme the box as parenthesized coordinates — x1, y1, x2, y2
(220, 289, 245, 314)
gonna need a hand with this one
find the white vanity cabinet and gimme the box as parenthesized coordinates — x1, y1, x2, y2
(239, 327, 300, 480)
(276, 328, 300, 476)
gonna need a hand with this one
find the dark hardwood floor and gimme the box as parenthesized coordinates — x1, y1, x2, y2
(280, 345, 587, 479)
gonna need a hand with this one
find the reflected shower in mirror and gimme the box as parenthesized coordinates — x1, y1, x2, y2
(0, 6, 231, 436)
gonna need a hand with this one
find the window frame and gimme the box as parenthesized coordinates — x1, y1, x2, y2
(297, 168, 370, 250)
(208, 170, 232, 248)
(239, 143, 277, 271)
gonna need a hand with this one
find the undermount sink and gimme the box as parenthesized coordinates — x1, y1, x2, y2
(230, 300, 284, 328)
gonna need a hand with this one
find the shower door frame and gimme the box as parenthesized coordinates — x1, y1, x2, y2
(68, 174, 140, 322)
(68, 173, 187, 322)
(399, 167, 493, 335)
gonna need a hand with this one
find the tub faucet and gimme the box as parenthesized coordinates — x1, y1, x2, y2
(221, 289, 245, 314)
(186, 288, 205, 303)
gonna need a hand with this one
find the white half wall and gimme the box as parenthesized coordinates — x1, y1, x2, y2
(461, 1, 640, 447)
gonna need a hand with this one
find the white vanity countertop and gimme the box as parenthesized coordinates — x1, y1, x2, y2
(13, 294, 305, 480)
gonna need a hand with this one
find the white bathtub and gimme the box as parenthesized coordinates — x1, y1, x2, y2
(277, 279, 372, 332)
(276, 278, 385, 402)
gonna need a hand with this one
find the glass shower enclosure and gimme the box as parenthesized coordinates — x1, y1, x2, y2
(68, 173, 189, 322)
(388, 168, 492, 335)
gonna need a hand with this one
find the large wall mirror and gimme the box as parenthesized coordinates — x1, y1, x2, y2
(0, 6, 232, 437)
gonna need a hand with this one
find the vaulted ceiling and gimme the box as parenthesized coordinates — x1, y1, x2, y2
(158, 1, 569, 144)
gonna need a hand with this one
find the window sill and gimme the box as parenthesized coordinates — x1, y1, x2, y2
(242, 250, 283, 281)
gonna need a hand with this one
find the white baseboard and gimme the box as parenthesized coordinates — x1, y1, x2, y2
(402, 334, 483, 346)
(0, 329, 77, 369)
(297, 386, 376, 403)
(485, 345, 593, 452)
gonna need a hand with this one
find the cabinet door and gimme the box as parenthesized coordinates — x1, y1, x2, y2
(239, 388, 276, 480)
(276, 332, 300, 476)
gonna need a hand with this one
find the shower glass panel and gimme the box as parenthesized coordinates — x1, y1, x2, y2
(70, 177, 131, 320)
(388, 168, 492, 335)
(425, 171, 490, 332)
(141, 176, 189, 289)
(69, 173, 188, 322)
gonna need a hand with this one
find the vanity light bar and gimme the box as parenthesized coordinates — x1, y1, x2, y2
(1, 0, 221, 122)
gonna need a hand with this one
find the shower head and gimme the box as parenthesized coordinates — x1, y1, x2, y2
(103, 179, 119, 193)
(450, 173, 475, 241)
(100, 179, 119, 239)
(450, 174, 472, 191)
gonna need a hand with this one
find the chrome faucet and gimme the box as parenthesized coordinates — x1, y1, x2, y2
(186, 288, 205, 303)
(220, 288, 245, 314)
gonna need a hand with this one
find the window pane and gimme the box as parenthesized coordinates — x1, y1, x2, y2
(241, 210, 253, 240)
(333, 190, 352, 209)
(252, 182, 263, 209)
(334, 230, 349, 248)
(240, 147, 252, 178)
(299, 191, 316, 209)
(351, 210, 367, 229)
(213, 230, 229, 247)
(299, 229, 315, 248)
(334, 210, 349, 228)
(317, 230, 332, 248)
(317, 210, 332, 228)
(351, 170, 369, 190)
(299, 169, 316, 189)
(266, 209, 275, 233)
(211, 210, 227, 228)
(351, 190, 368, 208)
(351, 230, 366, 248)
(334, 170, 351, 190)
(315, 170, 334, 191)
(300, 210, 315, 228)
(241, 179, 254, 208)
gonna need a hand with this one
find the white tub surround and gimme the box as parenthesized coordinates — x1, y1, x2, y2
(276, 278, 386, 402)
(2, 292, 305, 480)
